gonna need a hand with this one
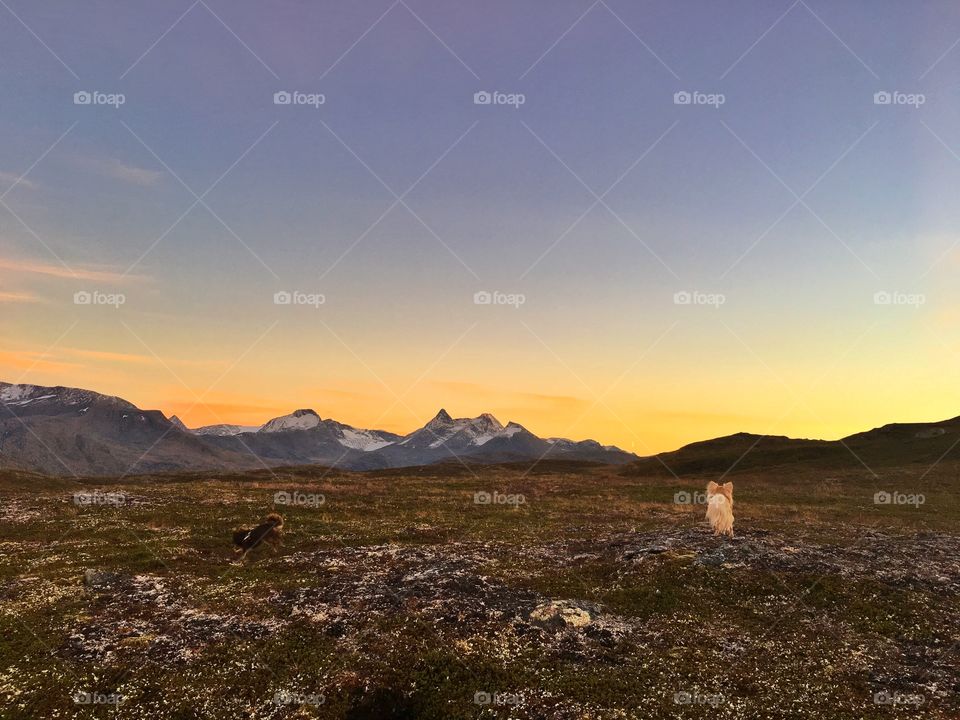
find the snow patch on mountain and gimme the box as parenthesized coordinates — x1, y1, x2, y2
(260, 409, 321, 433)
(338, 428, 395, 452)
(0, 384, 34, 402)
(501, 423, 523, 438)
(474, 421, 525, 446)
(194, 423, 262, 436)
(0, 382, 133, 409)
(425, 412, 505, 448)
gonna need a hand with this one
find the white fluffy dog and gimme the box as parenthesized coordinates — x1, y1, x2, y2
(705, 481, 734, 537)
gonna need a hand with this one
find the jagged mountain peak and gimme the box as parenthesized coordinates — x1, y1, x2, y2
(475, 413, 504, 429)
(427, 408, 454, 427)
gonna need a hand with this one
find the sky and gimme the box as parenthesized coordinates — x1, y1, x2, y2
(2, 0, 960, 454)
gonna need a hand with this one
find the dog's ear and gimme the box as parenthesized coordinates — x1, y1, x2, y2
(723, 481, 733, 498)
(706, 481, 719, 494)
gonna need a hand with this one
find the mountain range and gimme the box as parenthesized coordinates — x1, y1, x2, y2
(0, 382, 635, 476)
(5, 380, 959, 479)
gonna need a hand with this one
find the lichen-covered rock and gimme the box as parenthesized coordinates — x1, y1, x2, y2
(530, 600, 593, 629)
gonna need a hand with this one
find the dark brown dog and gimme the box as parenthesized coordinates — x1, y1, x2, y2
(232, 513, 283, 563)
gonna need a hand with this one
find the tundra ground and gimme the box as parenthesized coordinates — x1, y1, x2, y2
(1, 462, 957, 719)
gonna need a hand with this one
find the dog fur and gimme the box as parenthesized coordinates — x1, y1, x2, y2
(705, 481, 734, 537)
(232, 512, 283, 563)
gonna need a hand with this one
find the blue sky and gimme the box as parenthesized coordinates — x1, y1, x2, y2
(2, 1, 960, 450)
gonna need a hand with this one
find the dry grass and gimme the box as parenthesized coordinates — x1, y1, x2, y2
(0, 461, 957, 719)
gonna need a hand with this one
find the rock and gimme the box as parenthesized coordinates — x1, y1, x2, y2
(623, 545, 669, 560)
(530, 600, 593, 629)
(695, 550, 726, 567)
(83, 569, 118, 590)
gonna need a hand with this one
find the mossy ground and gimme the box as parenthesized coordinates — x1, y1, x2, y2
(1, 463, 957, 718)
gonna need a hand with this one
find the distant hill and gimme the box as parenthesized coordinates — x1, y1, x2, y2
(624, 417, 960, 477)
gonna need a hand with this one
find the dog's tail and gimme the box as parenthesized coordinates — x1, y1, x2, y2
(232, 528, 251, 547)
(265, 512, 283, 528)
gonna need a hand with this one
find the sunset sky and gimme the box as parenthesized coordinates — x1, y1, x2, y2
(3, 1, 960, 454)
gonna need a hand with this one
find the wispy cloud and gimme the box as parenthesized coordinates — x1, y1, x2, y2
(0, 257, 148, 284)
(0, 349, 80, 373)
(165, 400, 287, 427)
(0, 291, 42, 303)
(0, 171, 39, 192)
(59, 348, 227, 369)
(430, 380, 588, 411)
(70, 155, 164, 187)
(64, 348, 156, 365)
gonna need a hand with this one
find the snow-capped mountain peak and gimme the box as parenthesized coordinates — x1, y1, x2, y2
(0, 382, 133, 410)
(259, 409, 321, 433)
(501, 421, 525, 437)
(424, 408, 454, 430)
(400, 410, 507, 449)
